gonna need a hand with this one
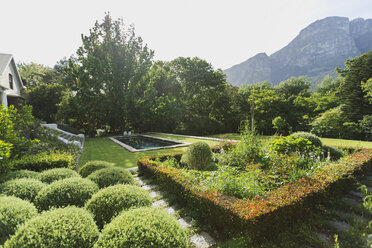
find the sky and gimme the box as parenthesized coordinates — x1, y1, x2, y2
(1, 0, 371, 70)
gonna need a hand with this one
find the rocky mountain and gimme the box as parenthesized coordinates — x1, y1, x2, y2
(225, 16, 372, 86)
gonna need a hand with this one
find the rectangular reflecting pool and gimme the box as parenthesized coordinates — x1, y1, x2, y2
(109, 134, 190, 152)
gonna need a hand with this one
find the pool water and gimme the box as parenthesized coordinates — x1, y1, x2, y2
(114, 135, 181, 150)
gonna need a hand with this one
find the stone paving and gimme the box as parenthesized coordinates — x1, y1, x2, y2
(132, 168, 216, 248)
(319, 172, 372, 246)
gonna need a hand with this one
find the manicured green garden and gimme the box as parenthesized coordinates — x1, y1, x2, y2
(78, 134, 221, 168)
(138, 129, 372, 245)
(79, 132, 372, 169)
(0, 107, 191, 247)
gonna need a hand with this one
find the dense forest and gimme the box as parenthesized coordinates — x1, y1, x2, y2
(18, 14, 372, 140)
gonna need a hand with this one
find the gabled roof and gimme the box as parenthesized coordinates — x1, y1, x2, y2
(0, 53, 24, 88)
(0, 53, 13, 75)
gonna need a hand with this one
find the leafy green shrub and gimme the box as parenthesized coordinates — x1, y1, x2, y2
(87, 167, 134, 189)
(94, 207, 188, 248)
(0, 196, 38, 244)
(78, 160, 114, 177)
(11, 151, 76, 171)
(38, 168, 80, 184)
(0, 178, 46, 202)
(34, 177, 99, 211)
(0, 105, 39, 160)
(4, 206, 99, 248)
(290, 132, 322, 147)
(322, 145, 344, 160)
(181, 142, 212, 170)
(85, 184, 152, 228)
(1, 170, 39, 183)
(269, 136, 315, 155)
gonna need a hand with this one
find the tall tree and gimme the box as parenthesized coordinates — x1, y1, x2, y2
(170, 57, 233, 135)
(337, 50, 372, 121)
(65, 13, 154, 134)
(18, 63, 65, 123)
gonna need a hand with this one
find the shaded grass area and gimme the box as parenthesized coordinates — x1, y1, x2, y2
(78, 134, 220, 168)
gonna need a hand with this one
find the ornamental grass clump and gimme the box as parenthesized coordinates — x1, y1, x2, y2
(34, 177, 99, 211)
(0, 178, 46, 202)
(4, 206, 99, 248)
(87, 167, 134, 189)
(94, 207, 188, 248)
(78, 160, 114, 177)
(38, 168, 81, 184)
(85, 184, 152, 228)
(0, 196, 38, 244)
(181, 141, 213, 170)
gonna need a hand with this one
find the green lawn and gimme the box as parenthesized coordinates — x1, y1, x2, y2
(321, 137, 372, 149)
(78, 134, 220, 169)
(207, 133, 273, 141)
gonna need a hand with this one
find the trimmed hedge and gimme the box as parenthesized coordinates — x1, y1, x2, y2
(323, 145, 344, 161)
(11, 151, 76, 171)
(181, 141, 212, 170)
(85, 184, 152, 228)
(138, 149, 372, 238)
(34, 177, 99, 211)
(290, 132, 322, 147)
(0, 178, 46, 202)
(38, 168, 81, 184)
(0, 196, 38, 244)
(4, 206, 99, 248)
(94, 207, 188, 248)
(1, 170, 39, 183)
(87, 167, 134, 189)
(78, 161, 114, 178)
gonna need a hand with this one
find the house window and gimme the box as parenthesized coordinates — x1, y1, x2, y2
(9, 74, 13, 90)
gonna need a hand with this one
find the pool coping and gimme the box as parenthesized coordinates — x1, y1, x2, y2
(148, 132, 239, 143)
(109, 134, 191, 153)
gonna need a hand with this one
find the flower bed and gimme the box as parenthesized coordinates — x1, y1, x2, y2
(137, 149, 372, 238)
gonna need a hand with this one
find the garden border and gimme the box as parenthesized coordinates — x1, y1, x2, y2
(137, 149, 372, 238)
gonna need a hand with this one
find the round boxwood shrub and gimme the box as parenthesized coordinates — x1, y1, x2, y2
(0, 196, 38, 244)
(4, 206, 99, 248)
(85, 184, 152, 228)
(94, 207, 188, 248)
(78, 161, 114, 178)
(87, 167, 134, 189)
(1, 170, 39, 183)
(290, 132, 322, 147)
(38, 168, 81, 184)
(34, 177, 99, 211)
(323, 145, 344, 160)
(181, 141, 213, 170)
(0, 178, 46, 202)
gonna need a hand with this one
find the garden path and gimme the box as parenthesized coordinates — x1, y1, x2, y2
(128, 167, 216, 248)
(317, 172, 372, 247)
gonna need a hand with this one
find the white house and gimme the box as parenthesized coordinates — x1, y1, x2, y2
(0, 53, 24, 108)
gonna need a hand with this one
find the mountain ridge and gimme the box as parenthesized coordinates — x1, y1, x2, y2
(224, 16, 372, 86)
